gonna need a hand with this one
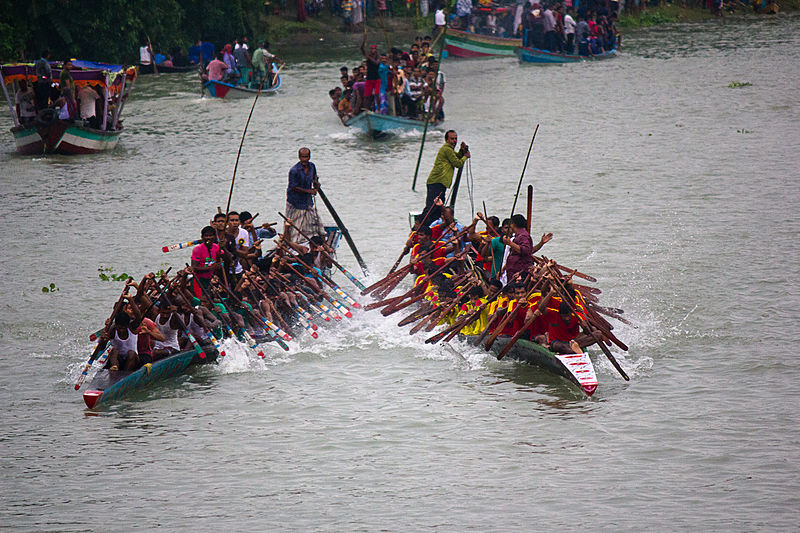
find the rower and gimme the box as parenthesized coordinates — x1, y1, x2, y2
(190, 226, 222, 297)
(535, 301, 583, 354)
(153, 299, 182, 360)
(105, 312, 138, 371)
(501, 214, 552, 283)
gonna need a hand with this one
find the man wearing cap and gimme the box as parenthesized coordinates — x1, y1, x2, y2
(360, 36, 381, 113)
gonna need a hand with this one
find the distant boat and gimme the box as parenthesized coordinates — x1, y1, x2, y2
(202, 75, 281, 98)
(202, 63, 282, 99)
(517, 46, 617, 64)
(344, 111, 441, 139)
(444, 28, 521, 58)
(0, 61, 137, 155)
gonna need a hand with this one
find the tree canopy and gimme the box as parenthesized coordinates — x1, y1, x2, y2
(0, 0, 269, 63)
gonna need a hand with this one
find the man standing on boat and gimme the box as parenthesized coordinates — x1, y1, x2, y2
(360, 37, 381, 113)
(33, 50, 52, 111)
(286, 147, 326, 245)
(424, 130, 469, 223)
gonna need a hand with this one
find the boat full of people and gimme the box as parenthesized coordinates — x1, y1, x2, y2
(0, 57, 136, 155)
(77, 148, 363, 409)
(200, 40, 283, 99)
(330, 36, 445, 138)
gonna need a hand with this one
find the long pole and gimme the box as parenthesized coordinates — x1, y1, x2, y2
(224, 63, 276, 218)
(0, 68, 21, 127)
(146, 34, 159, 75)
(510, 124, 539, 218)
(411, 24, 447, 191)
(448, 164, 465, 213)
(315, 184, 369, 275)
(110, 72, 127, 129)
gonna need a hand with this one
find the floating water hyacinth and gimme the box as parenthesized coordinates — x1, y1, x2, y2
(728, 81, 752, 88)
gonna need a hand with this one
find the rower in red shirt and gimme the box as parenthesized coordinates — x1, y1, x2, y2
(535, 301, 583, 354)
(410, 225, 449, 275)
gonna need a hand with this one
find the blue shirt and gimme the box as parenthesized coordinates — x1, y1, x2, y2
(378, 63, 389, 94)
(287, 161, 317, 209)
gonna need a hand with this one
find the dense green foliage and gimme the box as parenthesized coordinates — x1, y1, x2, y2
(0, 0, 271, 63)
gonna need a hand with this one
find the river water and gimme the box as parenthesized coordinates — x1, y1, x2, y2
(1, 14, 798, 531)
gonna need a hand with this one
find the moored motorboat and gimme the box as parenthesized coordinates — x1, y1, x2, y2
(0, 61, 136, 155)
(344, 111, 440, 139)
(516, 46, 617, 64)
(466, 334, 598, 396)
(444, 28, 521, 58)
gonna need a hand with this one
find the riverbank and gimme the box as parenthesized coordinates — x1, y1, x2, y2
(618, 2, 795, 28)
(267, 12, 431, 60)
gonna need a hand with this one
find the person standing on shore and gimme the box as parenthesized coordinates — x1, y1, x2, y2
(424, 130, 470, 223)
(286, 147, 326, 244)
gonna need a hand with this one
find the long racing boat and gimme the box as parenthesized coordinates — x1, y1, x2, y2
(83, 345, 219, 409)
(467, 334, 599, 396)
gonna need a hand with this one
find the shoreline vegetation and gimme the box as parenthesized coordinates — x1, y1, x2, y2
(0, 1, 795, 64)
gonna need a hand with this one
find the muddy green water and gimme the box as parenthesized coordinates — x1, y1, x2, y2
(0, 14, 798, 531)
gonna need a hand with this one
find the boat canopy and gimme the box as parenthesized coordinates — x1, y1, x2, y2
(0, 62, 137, 96)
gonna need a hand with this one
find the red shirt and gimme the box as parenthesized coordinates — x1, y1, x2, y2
(411, 241, 446, 274)
(543, 309, 580, 342)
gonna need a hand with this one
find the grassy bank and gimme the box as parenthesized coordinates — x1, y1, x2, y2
(264, 11, 432, 58)
(618, 2, 797, 28)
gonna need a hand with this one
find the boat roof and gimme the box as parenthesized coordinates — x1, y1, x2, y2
(0, 61, 137, 94)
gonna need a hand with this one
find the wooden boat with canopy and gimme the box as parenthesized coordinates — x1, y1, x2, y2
(0, 60, 136, 155)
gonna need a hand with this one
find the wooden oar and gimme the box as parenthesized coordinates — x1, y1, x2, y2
(388, 201, 440, 274)
(279, 212, 367, 291)
(314, 184, 369, 276)
(526, 184, 533, 232)
(496, 289, 554, 360)
(545, 265, 629, 381)
(510, 124, 539, 217)
(162, 239, 201, 253)
(286, 251, 361, 309)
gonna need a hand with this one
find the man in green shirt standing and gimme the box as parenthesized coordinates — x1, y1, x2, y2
(424, 129, 470, 223)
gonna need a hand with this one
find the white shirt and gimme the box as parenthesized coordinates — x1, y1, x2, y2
(435, 9, 446, 25)
(15, 88, 36, 118)
(139, 46, 151, 64)
(564, 14, 576, 34)
(78, 86, 99, 119)
(235, 227, 251, 274)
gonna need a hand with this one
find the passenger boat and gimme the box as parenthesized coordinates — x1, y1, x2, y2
(516, 46, 617, 64)
(344, 111, 440, 139)
(466, 335, 598, 396)
(202, 66, 281, 99)
(83, 346, 219, 409)
(0, 61, 137, 155)
(444, 28, 521, 58)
